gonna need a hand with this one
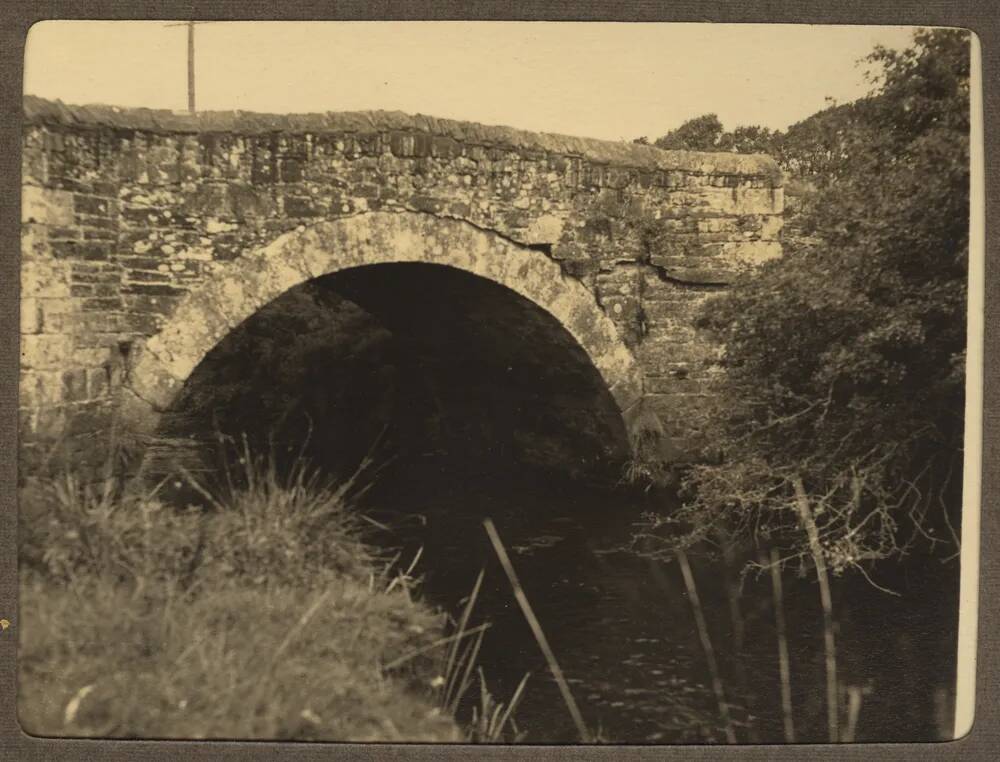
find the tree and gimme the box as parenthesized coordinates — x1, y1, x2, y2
(641, 27, 970, 574)
(644, 114, 780, 155)
(653, 113, 726, 150)
(633, 31, 969, 740)
(717, 124, 780, 155)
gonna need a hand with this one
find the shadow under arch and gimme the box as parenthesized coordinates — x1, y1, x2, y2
(120, 212, 646, 474)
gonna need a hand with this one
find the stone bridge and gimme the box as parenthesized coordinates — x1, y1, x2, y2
(19, 96, 783, 478)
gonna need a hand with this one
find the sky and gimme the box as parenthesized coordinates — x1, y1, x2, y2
(24, 21, 919, 142)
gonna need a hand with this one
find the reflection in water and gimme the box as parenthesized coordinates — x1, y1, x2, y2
(365, 462, 959, 744)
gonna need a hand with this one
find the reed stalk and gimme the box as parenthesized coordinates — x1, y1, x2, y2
(483, 518, 592, 743)
(842, 685, 864, 742)
(721, 541, 746, 656)
(792, 475, 839, 743)
(766, 547, 796, 743)
(721, 538, 757, 742)
(675, 548, 737, 744)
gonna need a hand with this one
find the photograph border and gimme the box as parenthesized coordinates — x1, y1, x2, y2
(1, 2, 996, 759)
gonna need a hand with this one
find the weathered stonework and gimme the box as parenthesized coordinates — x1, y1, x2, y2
(19, 96, 783, 476)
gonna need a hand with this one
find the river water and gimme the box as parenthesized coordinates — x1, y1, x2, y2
(365, 463, 961, 745)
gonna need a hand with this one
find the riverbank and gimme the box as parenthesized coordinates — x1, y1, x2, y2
(17, 460, 463, 741)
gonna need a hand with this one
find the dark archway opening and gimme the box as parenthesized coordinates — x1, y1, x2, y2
(159, 262, 630, 502)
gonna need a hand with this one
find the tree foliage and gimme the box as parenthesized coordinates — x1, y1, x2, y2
(643, 29, 970, 575)
(651, 113, 727, 151)
(643, 113, 780, 155)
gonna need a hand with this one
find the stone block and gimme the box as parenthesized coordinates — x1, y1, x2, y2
(692, 186, 781, 217)
(121, 206, 175, 228)
(121, 282, 183, 297)
(87, 367, 111, 399)
(19, 370, 63, 408)
(83, 227, 117, 241)
(33, 406, 67, 440)
(228, 184, 278, 219)
(50, 240, 113, 261)
(21, 223, 53, 261)
(23, 145, 47, 186)
(73, 347, 115, 368)
(118, 387, 162, 437)
(144, 141, 182, 184)
(20, 334, 74, 370)
(82, 296, 125, 312)
(126, 342, 183, 411)
(73, 194, 113, 216)
(21, 185, 75, 226)
(283, 195, 320, 217)
(38, 298, 75, 334)
(177, 135, 203, 182)
(74, 330, 123, 350)
(76, 214, 117, 232)
(279, 157, 303, 183)
(20, 299, 41, 334)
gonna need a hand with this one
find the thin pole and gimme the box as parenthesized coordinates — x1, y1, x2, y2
(482, 518, 592, 743)
(187, 21, 196, 113)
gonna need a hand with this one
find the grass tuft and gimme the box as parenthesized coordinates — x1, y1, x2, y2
(18, 449, 462, 742)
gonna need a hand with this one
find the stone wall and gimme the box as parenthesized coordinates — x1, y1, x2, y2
(19, 96, 783, 477)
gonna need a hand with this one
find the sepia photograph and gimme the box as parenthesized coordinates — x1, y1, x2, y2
(14, 20, 981, 746)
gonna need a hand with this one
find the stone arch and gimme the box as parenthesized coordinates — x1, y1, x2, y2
(120, 211, 645, 443)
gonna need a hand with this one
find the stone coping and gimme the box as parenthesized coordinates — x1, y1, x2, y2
(23, 95, 782, 182)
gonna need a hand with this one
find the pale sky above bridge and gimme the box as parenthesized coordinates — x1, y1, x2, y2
(24, 21, 919, 142)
